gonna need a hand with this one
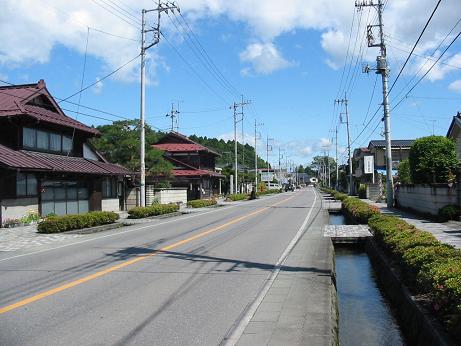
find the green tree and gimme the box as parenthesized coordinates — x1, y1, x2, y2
(91, 120, 173, 177)
(397, 159, 412, 184)
(409, 136, 458, 184)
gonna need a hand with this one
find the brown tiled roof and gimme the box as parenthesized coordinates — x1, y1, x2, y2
(155, 131, 220, 156)
(0, 81, 99, 135)
(0, 144, 50, 170)
(0, 145, 131, 175)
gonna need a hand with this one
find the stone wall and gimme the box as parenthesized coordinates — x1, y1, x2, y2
(1, 197, 39, 225)
(396, 184, 458, 216)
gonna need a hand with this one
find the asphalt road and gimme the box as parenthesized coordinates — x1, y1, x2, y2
(0, 188, 319, 346)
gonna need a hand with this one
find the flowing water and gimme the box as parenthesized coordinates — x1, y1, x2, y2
(332, 213, 406, 345)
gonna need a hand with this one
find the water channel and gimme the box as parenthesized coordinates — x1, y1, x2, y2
(331, 213, 406, 345)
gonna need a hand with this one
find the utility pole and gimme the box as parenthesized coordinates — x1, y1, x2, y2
(139, 1, 179, 207)
(335, 95, 353, 195)
(357, 0, 393, 207)
(230, 98, 251, 194)
(335, 126, 339, 190)
(266, 136, 274, 174)
(166, 102, 180, 131)
(254, 120, 263, 191)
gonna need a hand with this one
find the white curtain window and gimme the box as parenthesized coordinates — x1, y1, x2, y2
(50, 132, 62, 152)
(37, 130, 49, 150)
(23, 127, 37, 148)
(62, 135, 73, 153)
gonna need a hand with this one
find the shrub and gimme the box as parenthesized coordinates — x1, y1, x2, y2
(227, 193, 248, 201)
(37, 211, 119, 233)
(409, 136, 458, 184)
(342, 197, 380, 224)
(258, 189, 281, 196)
(128, 204, 179, 219)
(187, 199, 217, 208)
(398, 159, 412, 184)
(368, 213, 461, 340)
(439, 205, 461, 221)
(358, 184, 367, 199)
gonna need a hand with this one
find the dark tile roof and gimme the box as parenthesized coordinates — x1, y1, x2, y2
(0, 144, 50, 170)
(154, 131, 220, 156)
(0, 80, 99, 135)
(0, 145, 131, 175)
(368, 139, 415, 148)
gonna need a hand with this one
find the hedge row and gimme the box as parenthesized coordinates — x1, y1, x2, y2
(321, 187, 348, 201)
(325, 187, 461, 340)
(37, 211, 119, 233)
(369, 214, 461, 340)
(227, 193, 248, 201)
(258, 189, 282, 196)
(187, 199, 217, 208)
(128, 204, 179, 219)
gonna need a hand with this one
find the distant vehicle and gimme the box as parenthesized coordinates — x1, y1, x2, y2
(285, 184, 295, 192)
(265, 182, 281, 190)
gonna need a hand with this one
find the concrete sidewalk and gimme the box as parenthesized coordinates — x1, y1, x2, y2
(364, 199, 461, 249)
(236, 197, 336, 345)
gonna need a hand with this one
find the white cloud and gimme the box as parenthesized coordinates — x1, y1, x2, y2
(1, 0, 460, 84)
(448, 79, 461, 93)
(239, 42, 294, 75)
(92, 77, 103, 94)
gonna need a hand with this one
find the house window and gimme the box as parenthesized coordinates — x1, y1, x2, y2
(63, 135, 73, 154)
(23, 127, 36, 148)
(50, 132, 62, 152)
(16, 173, 37, 197)
(102, 177, 117, 198)
(40, 180, 89, 216)
(37, 130, 49, 150)
(22, 127, 73, 154)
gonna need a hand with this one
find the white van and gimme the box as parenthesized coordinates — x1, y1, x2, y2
(265, 182, 281, 190)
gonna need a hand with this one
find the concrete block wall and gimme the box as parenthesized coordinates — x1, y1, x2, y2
(157, 189, 187, 205)
(396, 184, 458, 216)
(1, 198, 39, 225)
(101, 198, 119, 212)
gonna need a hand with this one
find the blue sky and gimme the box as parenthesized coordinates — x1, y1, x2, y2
(1, 0, 461, 168)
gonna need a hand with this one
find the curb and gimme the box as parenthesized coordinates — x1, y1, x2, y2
(63, 222, 124, 235)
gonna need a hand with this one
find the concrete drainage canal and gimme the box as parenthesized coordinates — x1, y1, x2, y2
(329, 212, 406, 345)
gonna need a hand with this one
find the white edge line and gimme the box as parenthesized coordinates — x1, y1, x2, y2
(223, 188, 318, 346)
(0, 192, 288, 263)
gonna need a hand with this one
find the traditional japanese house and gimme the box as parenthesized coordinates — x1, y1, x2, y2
(152, 132, 224, 200)
(0, 80, 132, 225)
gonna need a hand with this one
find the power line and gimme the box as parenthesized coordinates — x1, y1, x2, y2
(58, 54, 141, 103)
(391, 29, 461, 111)
(389, 17, 461, 103)
(335, 8, 356, 99)
(90, 0, 140, 28)
(160, 31, 229, 104)
(388, 0, 443, 94)
(175, 12, 241, 97)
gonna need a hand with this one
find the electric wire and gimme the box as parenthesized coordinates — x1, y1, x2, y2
(388, 0, 443, 94)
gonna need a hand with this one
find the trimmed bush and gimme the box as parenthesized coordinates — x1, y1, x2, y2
(187, 199, 217, 208)
(258, 189, 282, 196)
(368, 213, 461, 340)
(439, 204, 461, 221)
(358, 184, 367, 199)
(37, 211, 119, 233)
(128, 204, 179, 219)
(227, 193, 248, 201)
(342, 197, 380, 224)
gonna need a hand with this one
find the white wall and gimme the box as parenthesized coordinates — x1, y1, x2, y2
(101, 198, 119, 212)
(83, 143, 100, 161)
(157, 189, 187, 205)
(397, 185, 458, 215)
(1, 198, 39, 225)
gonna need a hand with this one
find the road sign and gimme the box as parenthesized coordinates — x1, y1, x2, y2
(364, 155, 374, 174)
(261, 172, 274, 182)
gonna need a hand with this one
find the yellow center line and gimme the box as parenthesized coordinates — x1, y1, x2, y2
(0, 193, 297, 315)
